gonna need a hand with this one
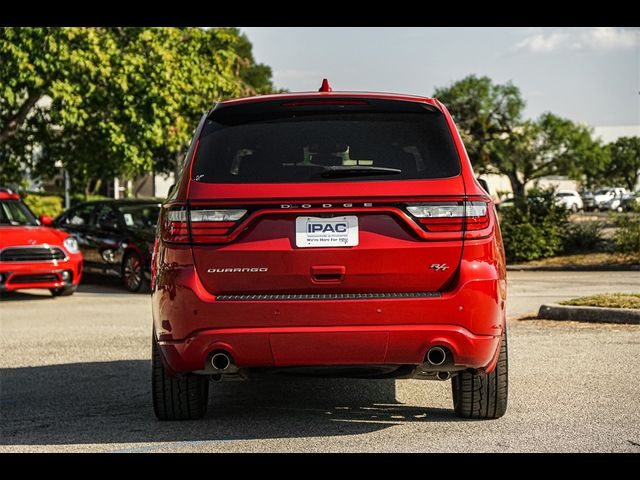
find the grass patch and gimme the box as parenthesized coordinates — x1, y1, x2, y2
(560, 294, 640, 310)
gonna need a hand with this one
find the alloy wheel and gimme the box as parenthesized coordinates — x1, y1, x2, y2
(123, 253, 142, 291)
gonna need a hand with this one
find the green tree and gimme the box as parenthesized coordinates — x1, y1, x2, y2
(1, 27, 109, 187)
(605, 136, 640, 191)
(228, 28, 280, 96)
(433, 75, 525, 175)
(0, 27, 277, 194)
(433, 75, 606, 197)
(500, 113, 607, 195)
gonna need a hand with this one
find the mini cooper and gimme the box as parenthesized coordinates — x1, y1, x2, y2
(151, 81, 508, 420)
(0, 189, 83, 296)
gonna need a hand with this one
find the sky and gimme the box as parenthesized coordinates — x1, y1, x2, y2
(239, 27, 640, 129)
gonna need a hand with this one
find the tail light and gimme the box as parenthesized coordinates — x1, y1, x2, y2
(161, 205, 247, 244)
(406, 200, 490, 232)
(162, 206, 189, 243)
(189, 209, 247, 243)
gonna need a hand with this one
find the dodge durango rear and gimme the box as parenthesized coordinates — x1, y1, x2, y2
(151, 81, 508, 421)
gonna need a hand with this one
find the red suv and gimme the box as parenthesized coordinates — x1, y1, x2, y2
(151, 82, 508, 420)
(0, 189, 83, 296)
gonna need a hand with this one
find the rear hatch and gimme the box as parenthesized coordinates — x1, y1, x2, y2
(182, 98, 469, 295)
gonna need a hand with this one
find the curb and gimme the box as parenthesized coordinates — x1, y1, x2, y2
(537, 304, 640, 324)
(507, 264, 640, 272)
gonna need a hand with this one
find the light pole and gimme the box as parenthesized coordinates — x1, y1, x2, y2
(64, 168, 70, 209)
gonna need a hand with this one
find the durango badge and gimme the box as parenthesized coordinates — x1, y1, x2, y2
(207, 267, 269, 273)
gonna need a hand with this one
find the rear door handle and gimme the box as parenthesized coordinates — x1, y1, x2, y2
(311, 265, 346, 283)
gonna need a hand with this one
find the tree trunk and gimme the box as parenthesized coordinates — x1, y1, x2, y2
(507, 170, 526, 199)
(84, 178, 102, 197)
(625, 173, 637, 192)
(93, 179, 102, 196)
(0, 90, 44, 144)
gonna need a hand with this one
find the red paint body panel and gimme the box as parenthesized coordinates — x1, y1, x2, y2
(0, 191, 21, 200)
(0, 225, 68, 247)
(152, 89, 507, 376)
(190, 212, 465, 294)
(221, 91, 440, 107)
(187, 177, 466, 201)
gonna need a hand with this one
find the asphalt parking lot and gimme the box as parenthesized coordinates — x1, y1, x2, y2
(1, 271, 639, 452)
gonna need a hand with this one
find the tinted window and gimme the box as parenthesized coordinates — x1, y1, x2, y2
(118, 204, 160, 229)
(63, 204, 96, 226)
(95, 205, 120, 230)
(192, 110, 461, 183)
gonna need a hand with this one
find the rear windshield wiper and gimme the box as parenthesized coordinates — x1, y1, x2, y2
(321, 166, 402, 179)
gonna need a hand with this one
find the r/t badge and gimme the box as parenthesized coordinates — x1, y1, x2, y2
(430, 263, 449, 271)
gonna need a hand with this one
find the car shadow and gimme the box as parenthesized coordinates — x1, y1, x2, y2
(0, 291, 53, 301)
(0, 274, 139, 300)
(77, 273, 149, 295)
(1, 360, 461, 447)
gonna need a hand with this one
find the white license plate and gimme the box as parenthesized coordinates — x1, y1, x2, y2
(295, 216, 359, 248)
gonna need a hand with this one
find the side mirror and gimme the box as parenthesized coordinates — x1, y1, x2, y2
(477, 178, 490, 195)
(39, 214, 53, 226)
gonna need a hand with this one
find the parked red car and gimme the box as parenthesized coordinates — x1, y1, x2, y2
(151, 82, 508, 420)
(0, 189, 83, 296)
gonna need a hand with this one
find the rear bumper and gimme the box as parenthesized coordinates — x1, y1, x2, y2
(152, 226, 508, 374)
(0, 257, 82, 292)
(152, 241, 506, 375)
(158, 323, 501, 374)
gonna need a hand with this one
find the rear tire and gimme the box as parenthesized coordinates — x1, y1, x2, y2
(50, 285, 76, 296)
(452, 326, 508, 419)
(152, 337, 209, 420)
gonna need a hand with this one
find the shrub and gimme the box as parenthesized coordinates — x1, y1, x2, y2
(22, 193, 64, 219)
(499, 189, 569, 263)
(70, 193, 108, 206)
(563, 221, 605, 253)
(613, 209, 640, 255)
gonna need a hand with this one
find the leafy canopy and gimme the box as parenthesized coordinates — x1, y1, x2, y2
(434, 75, 608, 197)
(0, 27, 277, 192)
(605, 136, 640, 191)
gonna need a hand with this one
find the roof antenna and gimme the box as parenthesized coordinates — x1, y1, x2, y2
(318, 78, 332, 93)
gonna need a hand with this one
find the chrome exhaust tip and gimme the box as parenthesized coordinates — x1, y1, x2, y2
(436, 371, 450, 381)
(210, 352, 232, 371)
(426, 346, 447, 366)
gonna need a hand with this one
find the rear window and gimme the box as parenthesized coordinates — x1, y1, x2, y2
(192, 106, 461, 183)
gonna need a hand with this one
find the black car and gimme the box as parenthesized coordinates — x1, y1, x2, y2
(54, 199, 161, 292)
